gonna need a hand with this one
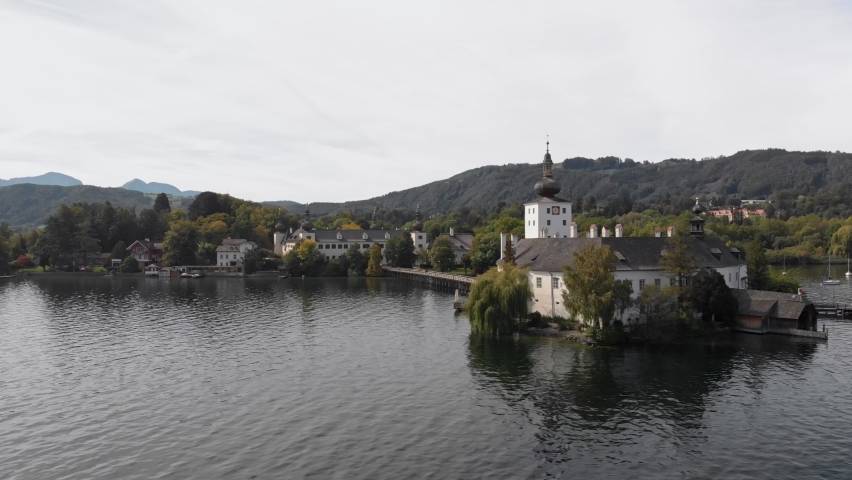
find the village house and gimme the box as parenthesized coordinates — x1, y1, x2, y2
(436, 228, 475, 264)
(707, 208, 766, 221)
(216, 238, 257, 267)
(500, 144, 748, 321)
(275, 207, 405, 263)
(126, 239, 164, 267)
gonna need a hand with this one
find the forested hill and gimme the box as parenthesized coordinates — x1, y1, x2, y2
(0, 184, 153, 229)
(267, 149, 852, 215)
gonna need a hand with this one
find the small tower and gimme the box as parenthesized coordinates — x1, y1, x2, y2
(524, 138, 573, 239)
(300, 205, 314, 232)
(410, 204, 426, 250)
(273, 208, 288, 255)
(370, 206, 380, 230)
(690, 197, 706, 239)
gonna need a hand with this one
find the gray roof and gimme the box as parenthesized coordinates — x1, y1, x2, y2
(525, 196, 570, 204)
(732, 289, 812, 321)
(438, 233, 475, 251)
(285, 229, 405, 244)
(506, 235, 746, 272)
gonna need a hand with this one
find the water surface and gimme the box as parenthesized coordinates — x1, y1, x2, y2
(1, 277, 851, 479)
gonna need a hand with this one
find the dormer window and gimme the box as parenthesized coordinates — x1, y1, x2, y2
(385, 232, 391, 239)
(336, 232, 342, 240)
(362, 232, 368, 240)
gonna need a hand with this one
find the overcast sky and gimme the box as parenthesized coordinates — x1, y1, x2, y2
(1, 1, 851, 202)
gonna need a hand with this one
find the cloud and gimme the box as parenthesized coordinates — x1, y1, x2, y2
(1, 0, 851, 202)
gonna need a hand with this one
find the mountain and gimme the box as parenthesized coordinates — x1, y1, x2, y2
(120, 179, 201, 197)
(0, 184, 153, 229)
(0, 172, 82, 187)
(265, 149, 852, 215)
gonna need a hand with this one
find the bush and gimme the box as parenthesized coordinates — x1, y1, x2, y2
(586, 324, 628, 345)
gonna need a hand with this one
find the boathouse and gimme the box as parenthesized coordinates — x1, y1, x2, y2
(731, 289, 817, 334)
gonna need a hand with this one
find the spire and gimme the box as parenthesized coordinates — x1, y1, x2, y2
(300, 204, 314, 231)
(370, 206, 380, 230)
(413, 203, 424, 232)
(534, 138, 561, 197)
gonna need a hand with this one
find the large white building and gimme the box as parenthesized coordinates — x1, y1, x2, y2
(275, 207, 405, 263)
(216, 238, 257, 267)
(503, 144, 747, 322)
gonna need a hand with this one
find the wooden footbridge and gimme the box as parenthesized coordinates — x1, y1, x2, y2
(814, 303, 852, 317)
(385, 267, 475, 296)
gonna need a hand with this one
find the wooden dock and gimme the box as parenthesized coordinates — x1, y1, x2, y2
(385, 267, 475, 295)
(814, 303, 852, 317)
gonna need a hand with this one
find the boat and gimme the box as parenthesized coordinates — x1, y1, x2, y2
(823, 256, 841, 285)
(846, 255, 851, 278)
(782, 256, 786, 276)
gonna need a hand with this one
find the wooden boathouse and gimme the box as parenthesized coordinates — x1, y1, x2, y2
(732, 289, 824, 338)
(385, 267, 475, 295)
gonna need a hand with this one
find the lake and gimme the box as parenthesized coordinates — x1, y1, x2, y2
(2, 276, 852, 479)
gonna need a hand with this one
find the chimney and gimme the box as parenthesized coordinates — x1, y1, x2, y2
(145, 238, 150, 243)
(601, 226, 609, 238)
(667, 226, 675, 237)
(570, 222, 577, 238)
(511, 233, 519, 248)
(615, 224, 623, 238)
(290, 227, 293, 234)
(655, 227, 661, 238)
(449, 227, 454, 236)
(500, 231, 507, 260)
(589, 224, 597, 238)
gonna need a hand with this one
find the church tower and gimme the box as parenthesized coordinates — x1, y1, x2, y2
(273, 209, 288, 256)
(524, 140, 573, 239)
(410, 204, 426, 250)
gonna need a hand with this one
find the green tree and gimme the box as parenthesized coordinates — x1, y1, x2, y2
(0, 237, 10, 275)
(163, 220, 199, 266)
(384, 235, 416, 268)
(466, 264, 532, 334)
(746, 240, 770, 290)
(689, 268, 738, 324)
(139, 208, 168, 241)
(430, 236, 456, 272)
(196, 242, 217, 265)
(561, 244, 616, 328)
(634, 285, 681, 339)
(416, 247, 430, 267)
(612, 279, 634, 321)
(242, 246, 264, 274)
(153, 193, 171, 213)
(469, 232, 500, 274)
(110, 241, 127, 261)
(659, 233, 697, 287)
(345, 243, 368, 276)
(120, 255, 140, 273)
(830, 225, 852, 257)
(461, 254, 472, 274)
(366, 243, 384, 276)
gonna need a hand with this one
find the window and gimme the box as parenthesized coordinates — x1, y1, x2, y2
(536, 277, 542, 288)
(533, 220, 536, 226)
(379, 244, 384, 249)
(418, 244, 423, 248)
(363, 244, 369, 248)
(318, 244, 323, 249)
(639, 279, 645, 291)
(670, 278, 676, 286)
(547, 220, 551, 225)
(546, 208, 550, 213)
(418, 235, 423, 240)
(563, 220, 567, 226)
(655, 279, 661, 287)
(562, 208, 566, 213)
(729, 273, 731, 282)
(552, 278, 559, 289)
(331, 244, 336, 249)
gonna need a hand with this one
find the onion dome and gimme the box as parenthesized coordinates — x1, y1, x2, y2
(534, 139, 562, 197)
(692, 197, 705, 214)
(412, 204, 424, 232)
(300, 206, 314, 231)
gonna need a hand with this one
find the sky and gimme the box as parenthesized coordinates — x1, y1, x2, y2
(1, 0, 852, 203)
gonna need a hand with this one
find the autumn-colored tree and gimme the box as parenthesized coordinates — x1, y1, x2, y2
(366, 243, 384, 276)
(340, 222, 362, 230)
(561, 244, 617, 328)
(163, 220, 199, 266)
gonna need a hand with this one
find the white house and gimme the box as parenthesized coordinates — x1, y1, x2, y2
(524, 142, 574, 239)
(216, 238, 257, 267)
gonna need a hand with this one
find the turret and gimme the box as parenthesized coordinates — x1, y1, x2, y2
(412, 204, 424, 232)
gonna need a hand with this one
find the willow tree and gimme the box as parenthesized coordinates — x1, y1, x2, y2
(466, 264, 532, 334)
(561, 244, 616, 329)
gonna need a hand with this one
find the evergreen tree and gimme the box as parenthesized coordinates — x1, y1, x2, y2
(502, 235, 515, 265)
(689, 268, 738, 324)
(746, 240, 770, 290)
(153, 193, 171, 213)
(110, 241, 127, 260)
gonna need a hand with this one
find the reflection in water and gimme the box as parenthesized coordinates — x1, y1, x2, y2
(0, 277, 849, 479)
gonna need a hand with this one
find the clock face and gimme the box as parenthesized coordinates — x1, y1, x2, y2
(552, 207, 560, 216)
